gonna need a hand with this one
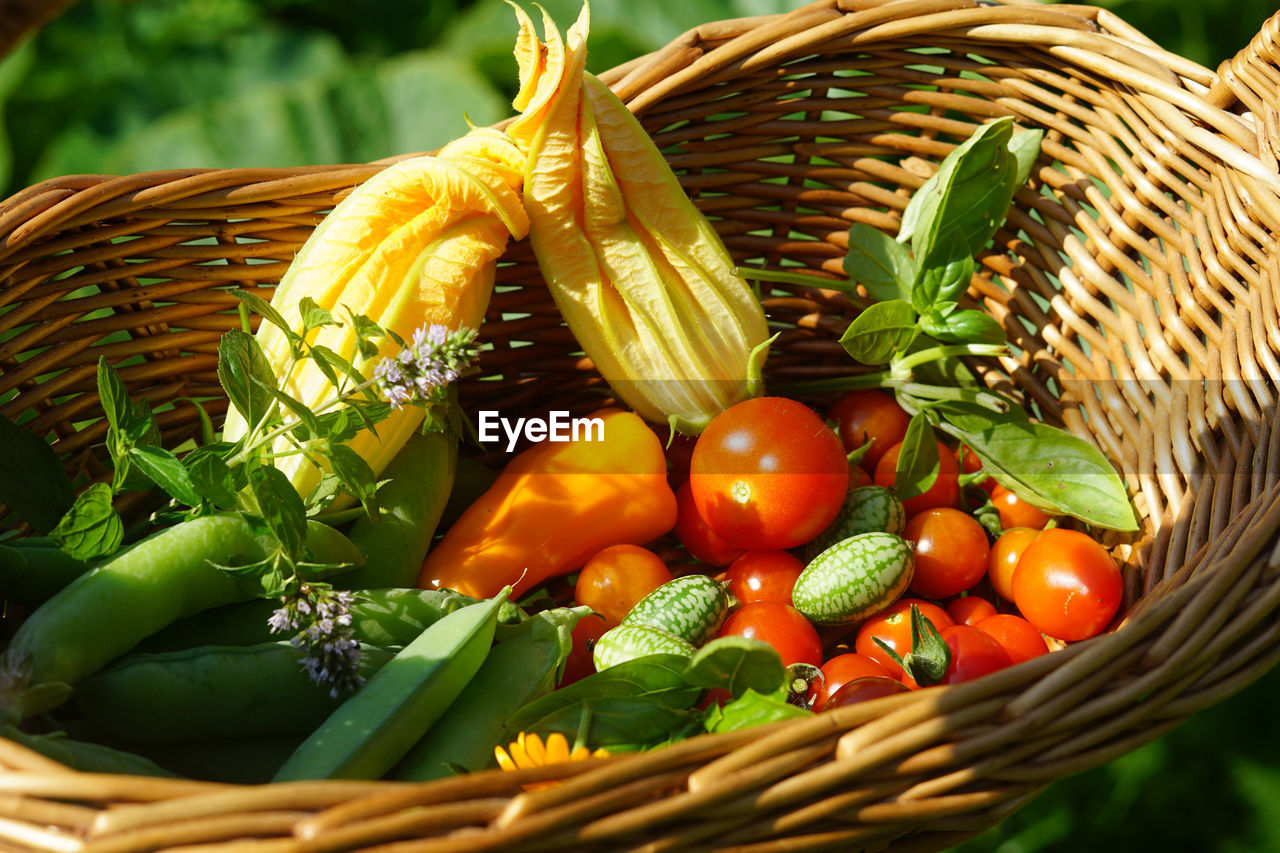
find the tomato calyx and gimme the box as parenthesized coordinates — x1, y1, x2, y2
(871, 604, 951, 687)
(786, 663, 823, 708)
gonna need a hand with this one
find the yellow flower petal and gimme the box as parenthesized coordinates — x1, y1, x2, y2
(523, 732, 548, 766)
(508, 738, 532, 770)
(494, 745, 518, 772)
(544, 732, 571, 764)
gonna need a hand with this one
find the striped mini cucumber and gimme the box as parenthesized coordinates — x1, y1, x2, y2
(801, 486, 906, 563)
(792, 532, 914, 627)
(593, 624, 696, 671)
(621, 575, 728, 646)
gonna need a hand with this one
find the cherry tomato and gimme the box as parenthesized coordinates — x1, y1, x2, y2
(975, 613, 1050, 664)
(827, 389, 911, 471)
(574, 544, 673, 628)
(823, 676, 911, 710)
(725, 550, 805, 605)
(991, 485, 1052, 531)
(988, 527, 1038, 602)
(808, 652, 890, 708)
(946, 595, 997, 627)
(904, 508, 990, 599)
(690, 397, 848, 551)
(874, 440, 961, 516)
(674, 480, 744, 567)
(848, 464, 874, 490)
(560, 613, 609, 686)
(941, 624, 1013, 684)
(719, 601, 824, 668)
(854, 598, 955, 684)
(957, 445, 997, 493)
(1012, 528, 1122, 641)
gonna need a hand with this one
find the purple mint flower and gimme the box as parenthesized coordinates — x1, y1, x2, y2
(268, 586, 364, 698)
(374, 324, 480, 410)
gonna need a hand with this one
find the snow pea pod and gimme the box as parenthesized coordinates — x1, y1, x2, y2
(0, 539, 90, 606)
(0, 513, 363, 719)
(74, 642, 396, 746)
(0, 725, 179, 778)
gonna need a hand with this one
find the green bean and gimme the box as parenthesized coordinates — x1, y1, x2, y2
(0, 540, 90, 606)
(137, 588, 525, 651)
(0, 513, 363, 719)
(392, 606, 583, 781)
(339, 431, 456, 589)
(0, 724, 180, 777)
(73, 642, 397, 746)
(272, 590, 508, 781)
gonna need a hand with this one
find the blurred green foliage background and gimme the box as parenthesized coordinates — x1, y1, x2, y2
(5, 0, 1280, 849)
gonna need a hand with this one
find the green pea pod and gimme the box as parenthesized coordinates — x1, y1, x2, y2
(132, 735, 306, 785)
(73, 642, 397, 746)
(0, 540, 91, 607)
(339, 431, 457, 589)
(392, 606, 584, 781)
(0, 724, 179, 778)
(138, 588, 525, 652)
(272, 588, 510, 781)
(0, 513, 363, 720)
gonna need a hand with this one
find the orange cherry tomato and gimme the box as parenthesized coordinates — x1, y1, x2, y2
(560, 613, 609, 686)
(904, 507, 990, 599)
(946, 595, 997, 627)
(991, 485, 1052, 530)
(1012, 528, 1122, 641)
(940, 624, 1013, 684)
(854, 598, 955, 684)
(957, 445, 997, 493)
(874, 440, 961, 516)
(674, 480, 744, 567)
(719, 601, 824, 668)
(988, 527, 1039, 603)
(847, 464, 874, 490)
(975, 613, 1050, 664)
(808, 652, 890, 708)
(725, 550, 805, 605)
(823, 676, 911, 710)
(827, 389, 911, 471)
(574, 544, 673, 628)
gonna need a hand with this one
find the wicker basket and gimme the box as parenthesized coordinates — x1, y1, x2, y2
(4, 0, 1280, 849)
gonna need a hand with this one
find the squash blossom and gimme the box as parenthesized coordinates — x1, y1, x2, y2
(221, 129, 529, 500)
(504, 5, 772, 434)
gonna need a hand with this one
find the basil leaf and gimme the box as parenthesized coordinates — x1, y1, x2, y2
(1010, 128, 1044, 187)
(939, 420, 1137, 531)
(49, 483, 123, 561)
(248, 466, 308, 559)
(919, 308, 1006, 345)
(843, 223, 917, 302)
(912, 255, 974, 313)
(839, 299, 917, 365)
(130, 445, 203, 507)
(893, 413, 938, 501)
(704, 687, 809, 734)
(0, 414, 75, 533)
(682, 636, 786, 699)
(217, 330, 278, 431)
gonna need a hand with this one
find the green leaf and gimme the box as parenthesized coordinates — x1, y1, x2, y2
(0, 414, 75, 533)
(912, 255, 974, 314)
(298, 297, 337, 332)
(681, 636, 786, 699)
(49, 483, 123, 561)
(96, 357, 132, 434)
(919, 308, 1006, 345)
(839, 299, 917, 365)
(130, 445, 203, 507)
(1010, 128, 1044, 187)
(231, 289, 298, 348)
(843, 223, 917, 302)
(346, 309, 390, 361)
(893, 412, 938, 501)
(248, 466, 308, 559)
(217, 330, 279, 431)
(182, 446, 239, 509)
(213, 554, 290, 599)
(939, 420, 1138, 531)
(326, 443, 380, 520)
(874, 604, 951, 687)
(704, 687, 810, 734)
(253, 379, 321, 440)
(505, 654, 701, 747)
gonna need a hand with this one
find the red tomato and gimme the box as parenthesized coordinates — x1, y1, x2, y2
(988, 527, 1038, 603)
(957, 445, 997, 493)
(574, 544, 673, 628)
(719, 601, 824, 668)
(991, 485, 1052, 531)
(941, 624, 1013, 684)
(946, 595, 997, 627)
(874, 440, 961, 516)
(854, 599, 955, 684)
(725, 550, 805, 605)
(1012, 528, 1122, 641)
(975, 613, 1050, 664)
(674, 480, 744, 567)
(808, 653, 890, 708)
(847, 464, 874, 490)
(827, 389, 911, 471)
(690, 397, 848, 551)
(560, 614, 609, 686)
(904, 508, 990, 599)
(823, 676, 911, 710)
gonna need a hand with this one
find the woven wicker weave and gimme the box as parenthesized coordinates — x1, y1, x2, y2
(3, 0, 1280, 849)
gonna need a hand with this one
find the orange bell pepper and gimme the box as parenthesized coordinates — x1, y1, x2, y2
(419, 409, 676, 599)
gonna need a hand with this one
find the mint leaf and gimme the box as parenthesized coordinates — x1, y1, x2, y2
(49, 483, 123, 561)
